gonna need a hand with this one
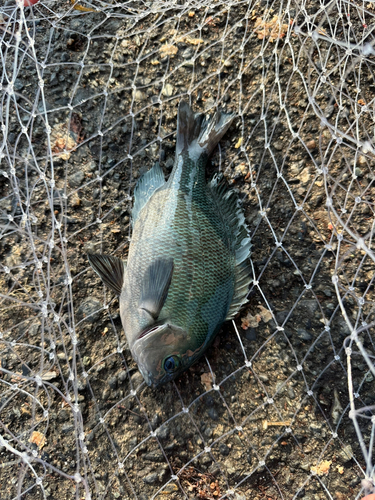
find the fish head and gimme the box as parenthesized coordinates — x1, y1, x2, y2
(131, 323, 200, 387)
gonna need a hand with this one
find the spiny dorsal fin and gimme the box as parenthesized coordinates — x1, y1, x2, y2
(87, 254, 125, 295)
(132, 162, 165, 225)
(176, 100, 235, 158)
(140, 258, 174, 319)
(208, 174, 253, 319)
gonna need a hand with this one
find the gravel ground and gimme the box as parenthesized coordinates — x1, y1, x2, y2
(0, 0, 374, 499)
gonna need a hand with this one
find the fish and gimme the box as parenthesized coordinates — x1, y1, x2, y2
(88, 100, 252, 387)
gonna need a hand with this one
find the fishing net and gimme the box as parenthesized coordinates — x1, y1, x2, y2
(0, 0, 374, 498)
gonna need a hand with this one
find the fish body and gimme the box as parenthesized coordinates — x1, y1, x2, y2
(88, 101, 252, 387)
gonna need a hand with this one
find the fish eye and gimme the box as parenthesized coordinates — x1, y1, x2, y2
(163, 355, 180, 373)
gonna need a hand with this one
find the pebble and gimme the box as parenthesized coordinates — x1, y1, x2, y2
(118, 370, 128, 384)
(165, 157, 174, 169)
(68, 170, 84, 188)
(143, 450, 164, 462)
(133, 90, 145, 101)
(102, 388, 110, 400)
(143, 472, 159, 484)
(61, 422, 74, 434)
(338, 444, 353, 462)
(208, 408, 218, 420)
(245, 328, 256, 341)
(151, 412, 162, 428)
(296, 328, 312, 341)
(287, 387, 296, 399)
(155, 425, 169, 440)
(108, 376, 117, 390)
(161, 84, 174, 97)
(219, 443, 230, 456)
(130, 371, 144, 388)
(77, 298, 102, 323)
(182, 48, 194, 59)
(82, 356, 91, 367)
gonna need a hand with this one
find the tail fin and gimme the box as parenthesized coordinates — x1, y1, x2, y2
(176, 100, 235, 157)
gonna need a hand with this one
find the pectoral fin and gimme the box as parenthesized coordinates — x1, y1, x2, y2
(140, 258, 174, 319)
(87, 254, 125, 295)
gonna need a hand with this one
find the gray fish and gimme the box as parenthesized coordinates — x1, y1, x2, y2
(88, 101, 252, 387)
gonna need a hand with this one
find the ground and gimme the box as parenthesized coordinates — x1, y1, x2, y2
(0, 0, 374, 499)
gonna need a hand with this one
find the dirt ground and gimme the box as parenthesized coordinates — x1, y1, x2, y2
(0, 0, 374, 499)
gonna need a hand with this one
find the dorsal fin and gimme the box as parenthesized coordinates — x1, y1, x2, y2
(87, 254, 125, 295)
(132, 162, 165, 225)
(208, 174, 252, 319)
(139, 258, 174, 319)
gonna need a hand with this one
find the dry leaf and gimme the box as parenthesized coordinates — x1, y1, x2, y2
(254, 14, 289, 42)
(159, 44, 178, 57)
(42, 371, 58, 381)
(29, 431, 46, 449)
(311, 460, 332, 476)
(235, 137, 243, 149)
(257, 305, 273, 323)
(201, 372, 214, 391)
(241, 311, 260, 330)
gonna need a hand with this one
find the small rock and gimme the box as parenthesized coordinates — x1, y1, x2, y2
(162, 84, 174, 97)
(204, 427, 213, 438)
(133, 90, 145, 101)
(143, 450, 164, 462)
(338, 444, 353, 463)
(108, 376, 117, 390)
(245, 328, 256, 341)
(130, 371, 144, 388)
(151, 412, 162, 428)
(296, 328, 312, 341)
(165, 157, 174, 169)
(299, 167, 311, 184)
(14, 80, 24, 91)
(273, 141, 283, 151)
(306, 139, 316, 150)
(219, 443, 230, 456)
(143, 472, 159, 485)
(287, 387, 296, 399)
(102, 388, 110, 400)
(61, 422, 74, 434)
(82, 356, 91, 367)
(117, 370, 128, 384)
(208, 408, 218, 420)
(155, 425, 169, 440)
(77, 298, 102, 323)
(68, 170, 84, 188)
(182, 48, 194, 59)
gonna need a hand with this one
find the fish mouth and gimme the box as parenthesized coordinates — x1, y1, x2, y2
(137, 323, 167, 341)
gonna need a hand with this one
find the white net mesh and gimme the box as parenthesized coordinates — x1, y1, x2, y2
(1, 0, 375, 498)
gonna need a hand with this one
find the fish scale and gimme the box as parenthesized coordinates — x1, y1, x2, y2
(88, 100, 252, 387)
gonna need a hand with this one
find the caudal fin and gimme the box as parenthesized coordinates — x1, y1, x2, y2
(176, 100, 235, 157)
